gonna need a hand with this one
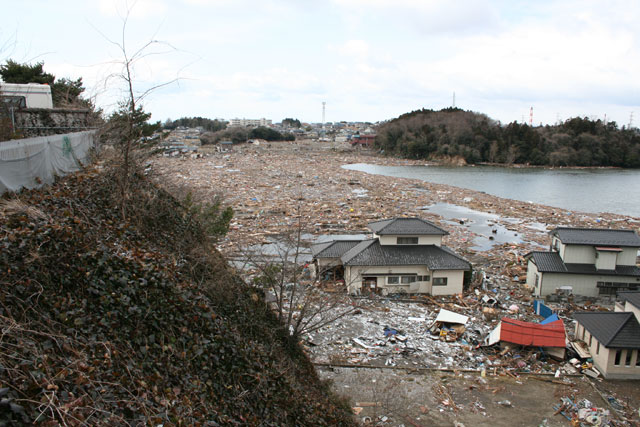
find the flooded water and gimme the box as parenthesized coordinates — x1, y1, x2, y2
(423, 203, 547, 251)
(343, 163, 640, 217)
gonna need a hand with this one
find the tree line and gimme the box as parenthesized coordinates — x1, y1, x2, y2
(375, 108, 640, 168)
(164, 116, 227, 132)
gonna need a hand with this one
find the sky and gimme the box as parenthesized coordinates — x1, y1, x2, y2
(3, 0, 640, 126)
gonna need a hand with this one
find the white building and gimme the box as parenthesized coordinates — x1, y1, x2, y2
(525, 227, 640, 297)
(312, 218, 471, 296)
(228, 118, 272, 127)
(573, 291, 640, 379)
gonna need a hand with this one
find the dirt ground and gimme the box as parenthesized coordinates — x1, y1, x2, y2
(318, 366, 639, 426)
(150, 139, 640, 426)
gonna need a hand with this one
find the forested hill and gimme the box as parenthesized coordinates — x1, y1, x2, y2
(375, 108, 640, 167)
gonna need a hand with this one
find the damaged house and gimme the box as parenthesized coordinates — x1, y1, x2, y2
(311, 218, 471, 296)
(573, 291, 640, 379)
(524, 227, 640, 297)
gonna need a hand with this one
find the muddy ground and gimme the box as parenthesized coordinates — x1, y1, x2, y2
(150, 139, 640, 426)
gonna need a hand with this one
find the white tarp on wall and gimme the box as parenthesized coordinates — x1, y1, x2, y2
(0, 130, 97, 193)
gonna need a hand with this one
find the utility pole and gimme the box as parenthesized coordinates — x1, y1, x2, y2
(529, 107, 533, 126)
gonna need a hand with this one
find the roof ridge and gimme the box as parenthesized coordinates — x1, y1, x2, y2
(604, 312, 634, 347)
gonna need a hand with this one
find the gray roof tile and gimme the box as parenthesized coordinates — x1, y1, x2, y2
(311, 240, 362, 258)
(574, 312, 640, 349)
(551, 227, 640, 247)
(619, 291, 640, 310)
(341, 240, 471, 270)
(529, 252, 567, 273)
(368, 218, 448, 236)
(528, 252, 640, 277)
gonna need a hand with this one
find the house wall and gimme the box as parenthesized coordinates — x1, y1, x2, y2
(525, 260, 539, 291)
(558, 242, 638, 267)
(537, 272, 640, 297)
(595, 251, 618, 270)
(562, 244, 595, 264)
(431, 270, 464, 296)
(618, 247, 640, 266)
(376, 235, 442, 246)
(625, 302, 640, 322)
(344, 265, 463, 295)
(600, 347, 640, 379)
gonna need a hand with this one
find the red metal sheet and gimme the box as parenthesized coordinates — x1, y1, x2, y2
(499, 317, 566, 348)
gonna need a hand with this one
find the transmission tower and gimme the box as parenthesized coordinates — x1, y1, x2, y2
(529, 107, 533, 126)
(452, 92, 456, 108)
(630, 111, 634, 128)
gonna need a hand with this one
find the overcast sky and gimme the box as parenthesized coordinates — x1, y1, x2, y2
(4, 0, 639, 126)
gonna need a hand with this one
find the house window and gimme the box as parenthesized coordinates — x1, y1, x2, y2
(596, 342, 600, 355)
(581, 328, 585, 340)
(598, 281, 632, 296)
(433, 277, 448, 286)
(614, 350, 622, 366)
(387, 276, 399, 285)
(589, 334, 592, 347)
(397, 237, 419, 245)
(417, 275, 430, 282)
(625, 350, 632, 366)
(636, 350, 640, 367)
(598, 282, 617, 295)
(401, 276, 417, 284)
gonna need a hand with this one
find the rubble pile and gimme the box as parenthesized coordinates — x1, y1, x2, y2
(304, 288, 582, 375)
(150, 140, 639, 265)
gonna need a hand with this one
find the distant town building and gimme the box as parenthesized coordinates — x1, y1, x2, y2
(350, 134, 376, 147)
(229, 118, 272, 127)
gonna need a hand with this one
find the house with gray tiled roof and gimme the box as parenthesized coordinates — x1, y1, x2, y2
(573, 291, 640, 379)
(311, 218, 471, 296)
(524, 227, 640, 297)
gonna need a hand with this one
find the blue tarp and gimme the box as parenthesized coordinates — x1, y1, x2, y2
(540, 313, 560, 325)
(534, 300, 554, 318)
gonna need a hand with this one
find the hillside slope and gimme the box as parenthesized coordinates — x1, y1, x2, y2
(375, 108, 640, 167)
(0, 162, 354, 425)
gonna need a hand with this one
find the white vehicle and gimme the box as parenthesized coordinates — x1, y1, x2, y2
(0, 82, 53, 109)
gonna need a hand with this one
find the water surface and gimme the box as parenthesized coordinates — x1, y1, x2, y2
(343, 164, 640, 217)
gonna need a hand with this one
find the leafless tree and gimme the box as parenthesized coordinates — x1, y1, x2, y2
(243, 213, 359, 346)
(96, 3, 183, 218)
